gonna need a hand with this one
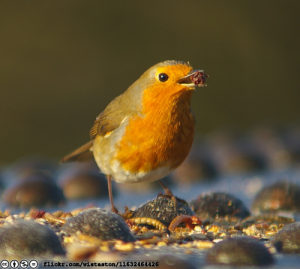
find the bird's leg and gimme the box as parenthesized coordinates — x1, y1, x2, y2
(159, 179, 173, 196)
(106, 175, 118, 214)
(158, 179, 177, 209)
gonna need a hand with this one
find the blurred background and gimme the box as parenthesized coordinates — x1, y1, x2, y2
(1, 1, 300, 164)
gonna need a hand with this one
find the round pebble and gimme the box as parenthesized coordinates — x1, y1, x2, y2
(132, 197, 194, 227)
(206, 237, 274, 266)
(58, 163, 109, 200)
(190, 192, 250, 219)
(252, 180, 300, 213)
(62, 208, 135, 242)
(0, 219, 65, 258)
(2, 174, 65, 207)
(272, 222, 300, 253)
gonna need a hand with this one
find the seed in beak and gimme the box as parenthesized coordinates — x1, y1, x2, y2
(191, 71, 209, 87)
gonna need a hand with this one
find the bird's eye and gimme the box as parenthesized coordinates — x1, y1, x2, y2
(158, 73, 169, 82)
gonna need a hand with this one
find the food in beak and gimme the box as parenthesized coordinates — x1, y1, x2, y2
(190, 71, 209, 87)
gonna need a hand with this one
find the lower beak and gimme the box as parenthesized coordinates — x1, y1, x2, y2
(178, 69, 209, 88)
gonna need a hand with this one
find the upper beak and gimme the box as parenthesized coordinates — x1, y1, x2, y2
(178, 69, 209, 88)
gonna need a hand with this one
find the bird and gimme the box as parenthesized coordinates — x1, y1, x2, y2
(61, 60, 208, 213)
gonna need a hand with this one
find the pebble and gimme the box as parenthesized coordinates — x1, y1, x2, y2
(190, 192, 250, 219)
(252, 180, 300, 213)
(2, 174, 65, 207)
(272, 222, 300, 253)
(58, 162, 110, 200)
(0, 219, 65, 258)
(206, 237, 274, 266)
(131, 197, 194, 227)
(62, 208, 135, 242)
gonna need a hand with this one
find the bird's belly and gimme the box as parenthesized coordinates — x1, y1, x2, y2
(110, 161, 171, 183)
(93, 108, 194, 183)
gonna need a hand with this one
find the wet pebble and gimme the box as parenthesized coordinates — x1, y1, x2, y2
(58, 163, 109, 200)
(2, 174, 65, 207)
(190, 192, 250, 219)
(272, 222, 300, 253)
(62, 208, 135, 242)
(131, 197, 194, 227)
(252, 180, 300, 213)
(206, 237, 274, 266)
(0, 219, 65, 258)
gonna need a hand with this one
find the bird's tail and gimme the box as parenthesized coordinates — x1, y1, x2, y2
(60, 140, 94, 163)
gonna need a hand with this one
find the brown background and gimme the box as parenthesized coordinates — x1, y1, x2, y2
(1, 1, 299, 164)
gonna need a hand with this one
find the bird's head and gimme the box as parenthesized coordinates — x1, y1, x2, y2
(134, 60, 208, 110)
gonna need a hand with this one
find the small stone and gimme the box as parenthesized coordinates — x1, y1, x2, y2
(190, 192, 250, 219)
(0, 219, 65, 258)
(272, 222, 300, 253)
(58, 162, 110, 200)
(2, 174, 65, 207)
(206, 237, 274, 266)
(62, 208, 135, 242)
(132, 197, 194, 227)
(252, 180, 300, 213)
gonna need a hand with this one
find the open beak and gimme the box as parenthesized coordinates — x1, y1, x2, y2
(178, 69, 209, 88)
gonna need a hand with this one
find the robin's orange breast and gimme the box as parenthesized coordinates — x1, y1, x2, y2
(114, 86, 195, 174)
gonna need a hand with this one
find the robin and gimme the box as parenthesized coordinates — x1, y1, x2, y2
(61, 60, 208, 213)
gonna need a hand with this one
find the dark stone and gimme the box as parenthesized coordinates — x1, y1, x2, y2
(272, 222, 300, 253)
(206, 237, 274, 266)
(252, 180, 300, 213)
(0, 220, 65, 258)
(190, 192, 250, 219)
(58, 163, 109, 200)
(62, 208, 135, 242)
(132, 197, 194, 227)
(2, 174, 65, 207)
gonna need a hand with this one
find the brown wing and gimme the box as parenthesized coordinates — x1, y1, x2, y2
(90, 94, 136, 139)
(60, 140, 94, 163)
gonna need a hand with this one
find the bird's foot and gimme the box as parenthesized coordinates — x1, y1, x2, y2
(157, 192, 178, 209)
(111, 205, 119, 214)
(157, 179, 188, 210)
(119, 206, 134, 219)
(157, 193, 189, 209)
